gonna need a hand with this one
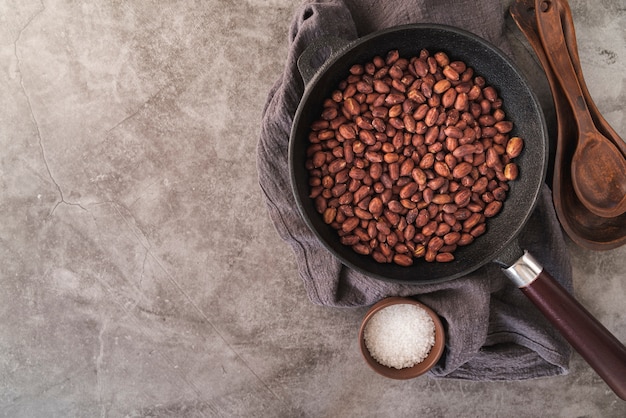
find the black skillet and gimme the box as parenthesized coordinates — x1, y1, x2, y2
(288, 24, 626, 399)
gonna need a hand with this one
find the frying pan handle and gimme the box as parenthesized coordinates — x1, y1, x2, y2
(297, 36, 350, 85)
(504, 251, 626, 400)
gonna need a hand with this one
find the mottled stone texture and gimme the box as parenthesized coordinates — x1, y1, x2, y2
(0, 0, 624, 417)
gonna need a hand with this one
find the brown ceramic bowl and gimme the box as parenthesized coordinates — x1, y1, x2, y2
(358, 297, 445, 379)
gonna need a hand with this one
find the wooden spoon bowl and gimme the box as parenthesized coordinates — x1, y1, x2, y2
(570, 133, 626, 218)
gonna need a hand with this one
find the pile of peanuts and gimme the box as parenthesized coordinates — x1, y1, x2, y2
(305, 49, 524, 266)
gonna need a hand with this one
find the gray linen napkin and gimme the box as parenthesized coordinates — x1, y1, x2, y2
(257, 0, 573, 380)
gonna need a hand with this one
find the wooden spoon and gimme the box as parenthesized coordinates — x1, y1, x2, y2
(510, 0, 626, 250)
(535, 0, 626, 218)
(557, 0, 626, 158)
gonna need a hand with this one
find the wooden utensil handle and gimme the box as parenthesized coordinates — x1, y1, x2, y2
(520, 269, 626, 400)
(535, 0, 595, 132)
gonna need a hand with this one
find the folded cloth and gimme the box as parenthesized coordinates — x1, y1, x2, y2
(257, 0, 573, 380)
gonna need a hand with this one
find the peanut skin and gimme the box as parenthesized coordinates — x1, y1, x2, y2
(306, 48, 523, 266)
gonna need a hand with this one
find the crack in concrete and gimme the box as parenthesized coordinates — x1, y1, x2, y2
(14, 1, 87, 216)
(106, 84, 168, 134)
(139, 248, 149, 286)
(106, 102, 146, 134)
(95, 318, 109, 418)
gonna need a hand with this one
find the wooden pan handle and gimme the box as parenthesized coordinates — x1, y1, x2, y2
(504, 251, 626, 400)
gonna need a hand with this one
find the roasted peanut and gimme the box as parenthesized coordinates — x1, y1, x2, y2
(306, 49, 524, 266)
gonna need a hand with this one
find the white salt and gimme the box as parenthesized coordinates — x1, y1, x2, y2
(363, 304, 436, 369)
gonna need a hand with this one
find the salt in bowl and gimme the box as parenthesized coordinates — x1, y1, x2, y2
(358, 297, 445, 379)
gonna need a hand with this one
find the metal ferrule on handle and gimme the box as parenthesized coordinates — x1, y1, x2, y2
(504, 251, 543, 287)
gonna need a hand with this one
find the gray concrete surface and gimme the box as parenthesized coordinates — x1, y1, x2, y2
(1, 0, 625, 416)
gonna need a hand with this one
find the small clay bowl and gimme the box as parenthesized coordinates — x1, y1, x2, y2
(358, 297, 445, 379)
